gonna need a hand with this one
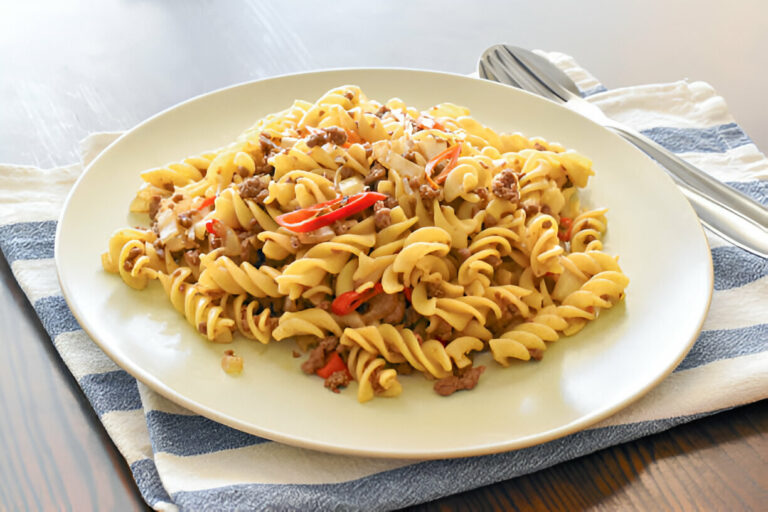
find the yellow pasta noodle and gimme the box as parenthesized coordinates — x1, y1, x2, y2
(102, 85, 628, 402)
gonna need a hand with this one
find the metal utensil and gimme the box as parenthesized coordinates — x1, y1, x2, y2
(479, 44, 768, 259)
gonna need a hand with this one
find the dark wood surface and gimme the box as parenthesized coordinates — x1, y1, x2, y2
(1, 2, 766, 510)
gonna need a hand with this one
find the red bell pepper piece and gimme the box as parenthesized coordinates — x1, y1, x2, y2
(275, 191, 387, 233)
(342, 129, 363, 148)
(403, 287, 412, 302)
(558, 216, 573, 242)
(424, 143, 462, 189)
(316, 352, 350, 379)
(205, 219, 225, 237)
(197, 195, 216, 210)
(416, 115, 445, 131)
(331, 283, 384, 316)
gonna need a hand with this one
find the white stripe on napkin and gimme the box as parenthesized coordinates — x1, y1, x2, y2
(0, 164, 79, 224)
(595, 351, 768, 428)
(155, 444, 415, 492)
(704, 276, 768, 331)
(11, 258, 61, 303)
(54, 330, 120, 380)
(102, 409, 156, 465)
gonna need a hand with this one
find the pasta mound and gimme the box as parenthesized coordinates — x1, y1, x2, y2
(102, 85, 629, 402)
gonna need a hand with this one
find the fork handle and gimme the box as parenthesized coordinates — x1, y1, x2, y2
(610, 124, 768, 258)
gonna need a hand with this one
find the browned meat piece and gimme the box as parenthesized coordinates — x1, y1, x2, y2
(177, 210, 194, 228)
(375, 105, 391, 118)
(430, 318, 453, 341)
(122, 246, 142, 271)
(426, 281, 444, 298)
(184, 249, 200, 267)
(486, 254, 502, 268)
(172, 193, 183, 202)
(283, 296, 297, 313)
(533, 142, 547, 151)
(364, 161, 387, 185)
(419, 183, 440, 200)
(402, 306, 420, 328)
(475, 187, 489, 202)
(300, 336, 339, 374)
(331, 219, 357, 235)
(152, 239, 165, 259)
(324, 370, 352, 393)
(370, 367, 385, 394)
(393, 362, 414, 375)
(433, 365, 486, 396)
(238, 175, 268, 199)
(148, 195, 162, 221)
(457, 248, 471, 262)
(306, 126, 347, 148)
(403, 151, 418, 163)
(491, 168, 521, 204)
(521, 202, 541, 218)
(528, 348, 545, 361)
(373, 200, 391, 230)
(337, 165, 357, 180)
(259, 133, 281, 157)
(361, 292, 405, 324)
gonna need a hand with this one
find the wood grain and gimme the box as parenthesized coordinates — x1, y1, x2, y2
(407, 401, 767, 511)
(0, 254, 146, 511)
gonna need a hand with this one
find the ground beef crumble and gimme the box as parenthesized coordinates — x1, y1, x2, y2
(301, 336, 339, 374)
(491, 168, 521, 204)
(433, 365, 486, 397)
(307, 126, 347, 148)
(324, 370, 352, 393)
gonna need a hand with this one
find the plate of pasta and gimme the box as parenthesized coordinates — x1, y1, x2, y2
(56, 69, 712, 458)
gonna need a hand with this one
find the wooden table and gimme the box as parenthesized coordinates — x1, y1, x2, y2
(1, 1, 766, 509)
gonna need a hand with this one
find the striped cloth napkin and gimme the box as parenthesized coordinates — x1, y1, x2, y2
(1, 52, 766, 511)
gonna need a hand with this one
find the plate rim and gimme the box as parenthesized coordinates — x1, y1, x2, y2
(54, 67, 714, 459)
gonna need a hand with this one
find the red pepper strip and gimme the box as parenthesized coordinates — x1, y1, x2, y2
(205, 219, 225, 237)
(342, 129, 363, 148)
(403, 287, 412, 302)
(417, 115, 445, 131)
(331, 283, 384, 316)
(424, 143, 462, 189)
(316, 352, 351, 379)
(197, 195, 216, 210)
(275, 191, 387, 233)
(558, 217, 573, 242)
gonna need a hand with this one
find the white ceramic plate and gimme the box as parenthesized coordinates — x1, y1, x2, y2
(56, 69, 712, 459)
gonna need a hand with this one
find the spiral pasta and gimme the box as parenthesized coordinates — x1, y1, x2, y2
(102, 84, 628, 402)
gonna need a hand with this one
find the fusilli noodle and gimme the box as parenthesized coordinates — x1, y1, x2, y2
(102, 85, 628, 402)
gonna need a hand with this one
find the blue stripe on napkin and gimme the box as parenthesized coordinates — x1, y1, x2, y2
(79, 370, 142, 416)
(0, 220, 56, 264)
(33, 296, 81, 338)
(727, 180, 768, 205)
(581, 85, 607, 97)
(712, 246, 768, 290)
(641, 123, 752, 154)
(676, 324, 768, 372)
(146, 411, 269, 456)
(168, 409, 723, 512)
(130, 459, 173, 507)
